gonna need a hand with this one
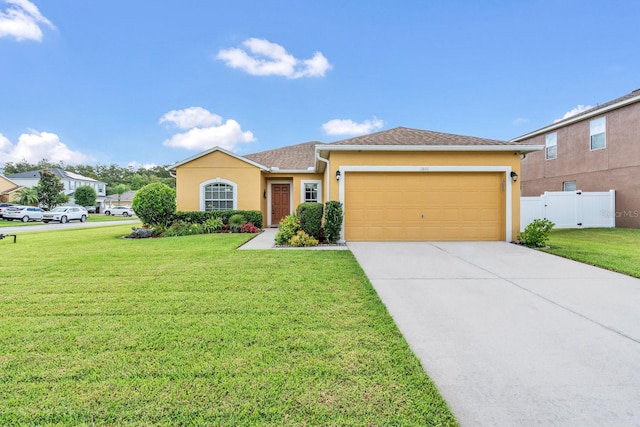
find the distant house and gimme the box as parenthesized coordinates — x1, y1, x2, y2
(104, 190, 137, 208)
(5, 168, 108, 209)
(513, 89, 640, 228)
(0, 174, 22, 202)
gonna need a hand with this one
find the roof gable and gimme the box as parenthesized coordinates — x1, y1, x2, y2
(168, 146, 268, 171)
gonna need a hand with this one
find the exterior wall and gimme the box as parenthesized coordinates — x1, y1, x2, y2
(520, 102, 640, 228)
(175, 151, 263, 212)
(327, 150, 522, 240)
(264, 172, 324, 226)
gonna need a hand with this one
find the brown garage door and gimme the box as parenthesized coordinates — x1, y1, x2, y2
(345, 172, 505, 241)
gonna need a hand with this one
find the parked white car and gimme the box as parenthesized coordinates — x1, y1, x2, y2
(0, 203, 15, 219)
(42, 206, 88, 223)
(104, 206, 135, 217)
(3, 206, 45, 222)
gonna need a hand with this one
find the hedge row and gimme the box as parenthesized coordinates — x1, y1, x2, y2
(172, 210, 263, 229)
(296, 202, 323, 239)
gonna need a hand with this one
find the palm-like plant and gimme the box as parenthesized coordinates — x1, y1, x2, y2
(15, 187, 39, 206)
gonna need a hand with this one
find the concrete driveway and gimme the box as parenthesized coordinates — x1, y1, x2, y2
(348, 241, 640, 427)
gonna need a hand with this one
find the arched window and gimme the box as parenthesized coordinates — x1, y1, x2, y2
(200, 179, 237, 211)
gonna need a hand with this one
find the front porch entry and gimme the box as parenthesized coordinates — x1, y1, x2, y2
(271, 183, 291, 227)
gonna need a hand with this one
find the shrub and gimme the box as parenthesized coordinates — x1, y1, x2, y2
(162, 220, 204, 237)
(132, 183, 176, 226)
(324, 201, 343, 244)
(289, 230, 319, 247)
(518, 218, 555, 248)
(201, 217, 224, 234)
(228, 213, 246, 233)
(275, 215, 300, 245)
(171, 210, 262, 229)
(74, 185, 97, 208)
(296, 202, 323, 240)
(240, 222, 260, 233)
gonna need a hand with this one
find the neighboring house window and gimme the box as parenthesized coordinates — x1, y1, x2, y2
(563, 181, 577, 191)
(545, 132, 557, 160)
(590, 116, 606, 150)
(301, 180, 322, 203)
(200, 178, 237, 211)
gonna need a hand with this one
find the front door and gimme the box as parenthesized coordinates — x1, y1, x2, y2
(271, 184, 290, 226)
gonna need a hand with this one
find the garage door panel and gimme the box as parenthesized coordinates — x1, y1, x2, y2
(345, 172, 504, 241)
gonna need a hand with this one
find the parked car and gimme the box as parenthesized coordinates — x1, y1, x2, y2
(0, 203, 15, 219)
(85, 206, 97, 213)
(2, 206, 45, 222)
(104, 206, 135, 217)
(42, 206, 88, 223)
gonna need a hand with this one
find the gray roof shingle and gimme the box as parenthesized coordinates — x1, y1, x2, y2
(327, 126, 523, 146)
(244, 141, 325, 170)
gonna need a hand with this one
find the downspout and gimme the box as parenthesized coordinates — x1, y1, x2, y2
(315, 148, 330, 202)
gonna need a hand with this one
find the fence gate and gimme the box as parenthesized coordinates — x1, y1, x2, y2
(521, 190, 615, 230)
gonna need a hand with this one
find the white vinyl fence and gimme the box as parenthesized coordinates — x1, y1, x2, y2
(521, 190, 615, 231)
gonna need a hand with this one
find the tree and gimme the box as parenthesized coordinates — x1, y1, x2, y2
(37, 169, 65, 210)
(15, 187, 39, 206)
(132, 183, 176, 226)
(74, 185, 97, 207)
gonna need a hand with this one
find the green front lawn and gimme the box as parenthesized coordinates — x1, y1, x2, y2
(544, 227, 640, 278)
(0, 225, 456, 426)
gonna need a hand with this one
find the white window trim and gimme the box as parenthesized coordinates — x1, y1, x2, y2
(337, 165, 516, 243)
(563, 181, 577, 192)
(199, 178, 238, 211)
(545, 132, 557, 160)
(300, 180, 322, 204)
(590, 116, 606, 151)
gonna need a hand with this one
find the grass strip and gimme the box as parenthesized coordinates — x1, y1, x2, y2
(543, 227, 640, 278)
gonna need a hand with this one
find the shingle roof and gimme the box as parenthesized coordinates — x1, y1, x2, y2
(512, 88, 640, 141)
(327, 126, 526, 146)
(244, 141, 325, 170)
(6, 168, 99, 182)
(551, 88, 640, 127)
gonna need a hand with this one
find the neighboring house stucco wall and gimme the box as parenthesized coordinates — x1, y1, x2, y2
(0, 175, 21, 202)
(518, 96, 640, 228)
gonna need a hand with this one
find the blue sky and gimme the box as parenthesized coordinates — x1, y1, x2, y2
(1, 0, 639, 169)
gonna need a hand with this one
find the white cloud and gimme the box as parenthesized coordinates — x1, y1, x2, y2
(159, 107, 222, 130)
(0, 130, 94, 165)
(160, 108, 255, 151)
(0, 133, 12, 152)
(0, 0, 54, 42)
(216, 38, 332, 79)
(512, 117, 529, 125)
(322, 118, 384, 136)
(554, 104, 594, 123)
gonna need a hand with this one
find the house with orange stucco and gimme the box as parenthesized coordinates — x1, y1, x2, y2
(168, 127, 542, 242)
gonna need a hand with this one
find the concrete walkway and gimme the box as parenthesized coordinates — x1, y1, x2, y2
(238, 228, 349, 250)
(348, 241, 640, 427)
